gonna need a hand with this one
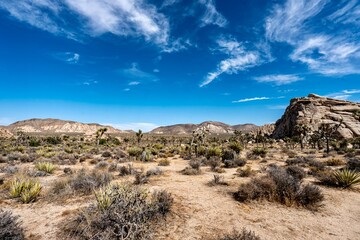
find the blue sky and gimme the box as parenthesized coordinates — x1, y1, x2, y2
(0, 0, 360, 131)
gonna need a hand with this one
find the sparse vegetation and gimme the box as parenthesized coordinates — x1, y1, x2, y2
(0, 209, 25, 240)
(234, 166, 323, 210)
(35, 162, 56, 174)
(217, 228, 260, 240)
(9, 178, 42, 203)
(63, 184, 173, 239)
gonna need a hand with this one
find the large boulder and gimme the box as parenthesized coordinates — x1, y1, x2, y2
(272, 94, 360, 139)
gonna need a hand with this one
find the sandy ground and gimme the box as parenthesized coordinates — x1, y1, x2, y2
(1, 155, 360, 240)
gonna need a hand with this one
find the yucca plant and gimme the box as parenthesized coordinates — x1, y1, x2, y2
(9, 179, 42, 203)
(94, 184, 115, 211)
(333, 169, 360, 188)
(20, 182, 42, 203)
(35, 162, 56, 174)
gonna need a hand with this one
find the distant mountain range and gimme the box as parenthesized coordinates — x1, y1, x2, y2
(150, 121, 258, 135)
(2, 118, 131, 136)
(0, 119, 259, 137)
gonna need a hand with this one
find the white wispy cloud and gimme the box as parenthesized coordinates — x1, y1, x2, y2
(105, 122, 159, 132)
(232, 97, 270, 103)
(0, 0, 172, 47)
(200, 37, 261, 87)
(254, 74, 303, 85)
(265, 0, 360, 76)
(118, 63, 159, 83)
(326, 89, 360, 100)
(53, 52, 80, 64)
(199, 0, 227, 27)
(328, 0, 360, 26)
(128, 81, 141, 86)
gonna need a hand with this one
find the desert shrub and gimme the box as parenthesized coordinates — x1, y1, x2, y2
(296, 184, 324, 209)
(101, 151, 112, 158)
(234, 167, 323, 209)
(63, 184, 173, 239)
(119, 164, 136, 176)
(217, 228, 260, 240)
(127, 147, 143, 158)
(9, 178, 42, 203)
(206, 147, 222, 159)
(222, 150, 235, 161)
(134, 172, 149, 185)
(0, 209, 25, 240)
(70, 169, 112, 195)
(228, 142, 243, 154)
(146, 167, 163, 177)
(108, 163, 118, 172)
(251, 148, 267, 157)
(181, 159, 202, 175)
(45, 136, 62, 145)
(208, 174, 228, 186)
(325, 158, 344, 166)
(224, 158, 247, 168)
(237, 166, 256, 177)
(286, 166, 306, 181)
(208, 157, 222, 171)
(333, 169, 360, 188)
(158, 158, 170, 166)
(347, 158, 360, 171)
(7, 152, 21, 161)
(95, 161, 109, 169)
(35, 162, 56, 174)
(63, 167, 73, 175)
(190, 158, 201, 169)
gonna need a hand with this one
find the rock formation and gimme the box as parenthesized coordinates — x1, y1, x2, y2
(0, 127, 13, 138)
(272, 94, 360, 139)
(150, 121, 258, 135)
(6, 118, 127, 135)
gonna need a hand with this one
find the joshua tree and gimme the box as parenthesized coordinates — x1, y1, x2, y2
(136, 129, 143, 145)
(294, 123, 310, 150)
(318, 120, 342, 153)
(96, 128, 107, 146)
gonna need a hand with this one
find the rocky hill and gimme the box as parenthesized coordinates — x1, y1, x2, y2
(272, 94, 360, 139)
(150, 121, 258, 135)
(6, 118, 127, 135)
(0, 126, 13, 138)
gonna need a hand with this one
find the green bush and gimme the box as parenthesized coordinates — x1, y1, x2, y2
(228, 142, 243, 154)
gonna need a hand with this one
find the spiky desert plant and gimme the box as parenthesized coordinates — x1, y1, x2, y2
(9, 179, 42, 203)
(35, 162, 56, 174)
(95, 184, 115, 211)
(333, 169, 360, 188)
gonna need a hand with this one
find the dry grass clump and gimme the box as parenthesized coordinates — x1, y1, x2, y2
(208, 174, 228, 186)
(286, 165, 306, 181)
(181, 159, 202, 175)
(347, 157, 360, 171)
(234, 166, 324, 210)
(50, 169, 112, 197)
(158, 158, 170, 166)
(62, 184, 173, 240)
(134, 172, 149, 185)
(0, 209, 25, 240)
(217, 228, 260, 240)
(224, 158, 247, 168)
(237, 166, 256, 177)
(325, 158, 344, 166)
(119, 164, 137, 176)
(35, 162, 56, 174)
(9, 178, 42, 203)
